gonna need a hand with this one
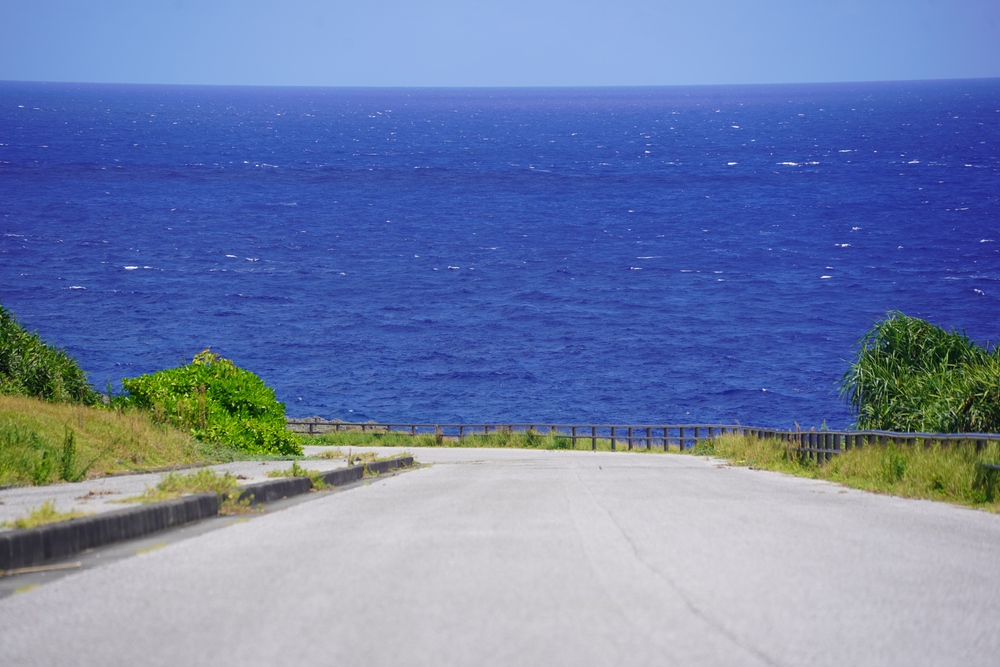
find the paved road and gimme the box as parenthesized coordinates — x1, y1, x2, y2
(2, 448, 998, 666)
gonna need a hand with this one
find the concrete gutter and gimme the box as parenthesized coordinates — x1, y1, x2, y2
(0, 456, 414, 573)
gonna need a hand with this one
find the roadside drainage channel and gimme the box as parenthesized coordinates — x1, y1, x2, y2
(0, 456, 414, 573)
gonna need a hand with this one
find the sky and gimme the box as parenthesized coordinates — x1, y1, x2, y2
(1, 0, 999, 88)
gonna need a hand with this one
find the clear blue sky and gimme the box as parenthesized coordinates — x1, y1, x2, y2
(2, 0, 998, 87)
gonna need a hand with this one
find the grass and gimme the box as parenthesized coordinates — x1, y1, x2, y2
(299, 429, 634, 452)
(121, 468, 252, 514)
(266, 461, 328, 490)
(0, 395, 254, 487)
(689, 433, 1000, 511)
(1, 499, 94, 529)
(312, 448, 414, 466)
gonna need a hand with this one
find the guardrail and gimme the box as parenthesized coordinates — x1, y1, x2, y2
(288, 419, 740, 450)
(287, 418, 1000, 462)
(772, 429, 1000, 462)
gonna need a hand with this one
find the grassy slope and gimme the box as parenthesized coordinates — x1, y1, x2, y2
(0, 394, 236, 487)
(691, 433, 1000, 512)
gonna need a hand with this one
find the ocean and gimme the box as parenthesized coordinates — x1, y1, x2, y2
(1, 79, 998, 428)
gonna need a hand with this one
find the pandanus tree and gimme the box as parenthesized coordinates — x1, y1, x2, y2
(841, 312, 1000, 433)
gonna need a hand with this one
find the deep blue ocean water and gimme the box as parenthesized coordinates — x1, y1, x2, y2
(1, 79, 998, 427)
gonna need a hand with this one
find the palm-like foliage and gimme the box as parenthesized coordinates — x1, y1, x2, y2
(0, 304, 99, 404)
(841, 312, 1000, 432)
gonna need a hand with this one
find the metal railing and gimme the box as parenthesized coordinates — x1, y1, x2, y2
(287, 418, 1000, 461)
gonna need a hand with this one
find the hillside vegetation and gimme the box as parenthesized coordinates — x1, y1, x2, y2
(0, 305, 99, 404)
(0, 394, 213, 487)
(1, 304, 300, 485)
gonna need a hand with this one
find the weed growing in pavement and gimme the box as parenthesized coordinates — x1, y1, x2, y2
(122, 468, 254, 514)
(267, 461, 328, 490)
(1, 499, 93, 529)
(312, 448, 412, 467)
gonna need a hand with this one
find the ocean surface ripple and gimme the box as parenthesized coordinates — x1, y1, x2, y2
(1, 80, 998, 428)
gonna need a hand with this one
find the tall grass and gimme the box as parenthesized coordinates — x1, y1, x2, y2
(691, 433, 1000, 510)
(841, 312, 1000, 432)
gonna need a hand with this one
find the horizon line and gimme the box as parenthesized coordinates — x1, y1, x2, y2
(3, 76, 999, 91)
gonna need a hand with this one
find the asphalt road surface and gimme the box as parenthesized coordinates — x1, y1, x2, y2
(2, 448, 998, 666)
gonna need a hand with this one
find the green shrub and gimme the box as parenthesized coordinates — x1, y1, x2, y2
(841, 312, 1000, 432)
(0, 304, 99, 404)
(121, 350, 300, 456)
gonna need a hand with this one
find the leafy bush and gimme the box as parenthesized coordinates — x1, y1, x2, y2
(0, 304, 99, 404)
(121, 350, 301, 456)
(841, 312, 1000, 432)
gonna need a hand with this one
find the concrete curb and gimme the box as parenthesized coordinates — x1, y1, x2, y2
(0, 456, 414, 573)
(0, 493, 219, 572)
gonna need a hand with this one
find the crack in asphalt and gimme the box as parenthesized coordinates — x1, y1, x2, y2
(569, 466, 784, 667)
